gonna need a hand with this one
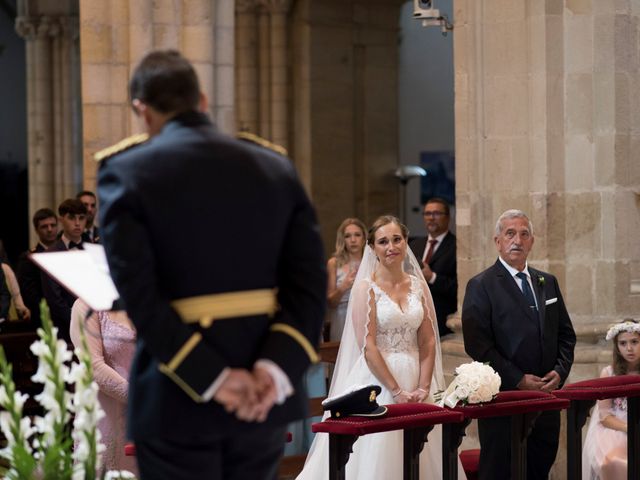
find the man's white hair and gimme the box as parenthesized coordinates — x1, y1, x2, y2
(495, 209, 534, 236)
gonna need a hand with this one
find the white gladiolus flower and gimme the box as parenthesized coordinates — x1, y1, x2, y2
(72, 468, 86, 480)
(105, 470, 136, 479)
(0, 305, 123, 479)
(0, 385, 8, 404)
(0, 411, 14, 442)
(29, 339, 48, 357)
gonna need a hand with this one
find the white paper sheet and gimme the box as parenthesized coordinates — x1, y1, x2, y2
(31, 244, 120, 311)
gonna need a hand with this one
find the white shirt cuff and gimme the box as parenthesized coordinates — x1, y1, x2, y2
(202, 367, 231, 401)
(255, 359, 294, 404)
(428, 272, 437, 284)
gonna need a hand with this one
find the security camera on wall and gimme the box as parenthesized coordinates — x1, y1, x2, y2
(413, 0, 439, 19)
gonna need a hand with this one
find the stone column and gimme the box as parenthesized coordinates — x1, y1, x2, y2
(290, 0, 401, 246)
(265, 0, 291, 150)
(450, 1, 640, 475)
(213, 0, 236, 134)
(257, 4, 271, 138)
(32, 17, 54, 216)
(80, 0, 232, 183)
(16, 13, 81, 243)
(52, 16, 80, 201)
(236, 0, 259, 133)
(451, 0, 640, 357)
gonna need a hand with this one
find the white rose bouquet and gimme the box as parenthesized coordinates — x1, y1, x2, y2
(436, 361, 501, 408)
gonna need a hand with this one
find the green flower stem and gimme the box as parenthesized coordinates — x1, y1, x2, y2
(0, 347, 36, 479)
(38, 302, 73, 480)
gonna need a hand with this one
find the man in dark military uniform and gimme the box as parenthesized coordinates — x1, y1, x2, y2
(97, 50, 326, 480)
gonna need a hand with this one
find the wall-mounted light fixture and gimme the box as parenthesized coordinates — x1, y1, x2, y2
(413, 0, 453, 35)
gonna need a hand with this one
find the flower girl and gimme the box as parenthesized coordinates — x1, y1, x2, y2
(582, 319, 640, 480)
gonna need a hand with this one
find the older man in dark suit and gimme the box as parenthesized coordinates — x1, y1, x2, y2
(409, 197, 457, 336)
(462, 209, 576, 480)
(97, 50, 326, 480)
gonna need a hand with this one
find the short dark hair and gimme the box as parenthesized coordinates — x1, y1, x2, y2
(425, 197, 450, 216)
(32, 208, 57, 229)
(129, 49, 201, 114)
(76, 190, 96, 200)
(58, 199, 87, 217)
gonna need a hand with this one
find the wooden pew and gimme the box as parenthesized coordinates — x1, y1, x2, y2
(278, 341, 339, 479)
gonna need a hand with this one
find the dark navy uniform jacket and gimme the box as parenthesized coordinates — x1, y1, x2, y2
(97, 111, 327, 439)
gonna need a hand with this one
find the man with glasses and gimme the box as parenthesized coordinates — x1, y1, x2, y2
(409, 197, 457, 336)
(76, 190, 100, 243)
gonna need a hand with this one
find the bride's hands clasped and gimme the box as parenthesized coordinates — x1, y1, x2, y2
(392, 389, 414, 403)
(392, 386, 429, 403)
(408, 387, 429, 403)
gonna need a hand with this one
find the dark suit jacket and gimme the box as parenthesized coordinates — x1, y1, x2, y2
(461, 259, 575, 390)
(16, 243, 47, 328)
(82, 226, 100, 244)
(409, 232, 457, 332)
(40, 239, 77, 342)
(97, 111, 327, 440)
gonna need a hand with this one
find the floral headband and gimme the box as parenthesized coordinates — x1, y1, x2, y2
(605, 320, 640, 341)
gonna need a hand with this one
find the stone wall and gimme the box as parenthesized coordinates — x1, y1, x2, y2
(449, 1, 640, 475)
(16, 0, 81, 242)
(452, 0, 640, 344)
(79, 0, 235, 191)
(289, 0, 404, 248)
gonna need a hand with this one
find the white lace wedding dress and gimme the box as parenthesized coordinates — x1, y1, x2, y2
(297, 276, 462, 479)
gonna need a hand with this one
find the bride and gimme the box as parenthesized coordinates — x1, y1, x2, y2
(297, 215, 462, 479)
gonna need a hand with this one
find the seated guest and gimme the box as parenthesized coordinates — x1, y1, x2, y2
(408, 198, 457, 336)
(0, 265, 10, 322)
(2, 261, 31, 323)
(76, 190, 101, 244)
(582, 319, 640, 480)
(0, 242, 30, 323)
(70, 299, 138, 477)
(326, 218, 366, 341)
(41, 199, 87, 342)
(16, 208, 58, 328)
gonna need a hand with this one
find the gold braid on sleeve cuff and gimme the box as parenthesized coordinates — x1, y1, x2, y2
(270, 323, 320, 364)
(158, 332, 205, 403)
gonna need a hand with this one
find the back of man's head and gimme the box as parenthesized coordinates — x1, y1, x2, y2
(129, 49, 201, 114)
(58, 198, 87, 217)
(32, 208, 57, 230)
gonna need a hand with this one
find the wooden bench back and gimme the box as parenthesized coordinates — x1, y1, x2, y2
(278, 341, 339, 479)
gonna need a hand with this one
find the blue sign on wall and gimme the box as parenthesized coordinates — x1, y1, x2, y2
(419, 151, 455, 206)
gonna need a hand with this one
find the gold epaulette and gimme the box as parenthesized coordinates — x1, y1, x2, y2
(94, 133, 149, 162)
(237, 131, 288, 156)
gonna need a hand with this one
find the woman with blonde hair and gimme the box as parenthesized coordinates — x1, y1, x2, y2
(326, 218, 366, 341)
